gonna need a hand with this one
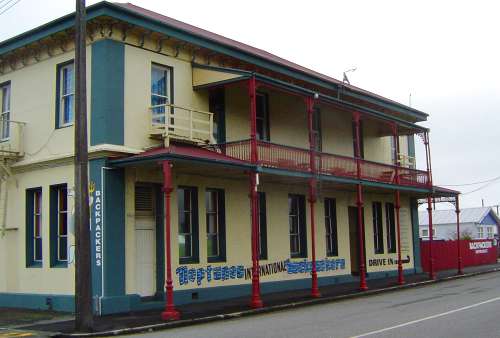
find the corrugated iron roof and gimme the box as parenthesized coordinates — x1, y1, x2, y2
(113, 2, 427, 118)
(419, 207, 500, 226)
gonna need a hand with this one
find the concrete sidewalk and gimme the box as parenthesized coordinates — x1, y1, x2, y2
(5, 263, 500, 337)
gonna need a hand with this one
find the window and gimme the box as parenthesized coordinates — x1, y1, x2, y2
(478, 227, 484, 239)
(352, 120, 364, 158)
(258, 192, 268, 260)
(487, 227, 494, 239)
(385, 203, 396, 253)
(0, 82, 11, 140)
(390, 137, 397, 165)
(256, 92, 270, 141)
(209, 88, 225, 143)
(26, 188, 42, 267)
(178, 186, 199, 264)
(57, 62, 75, 127)
(50, 185, 68, 266)
(151, 64, 171, 125)
(312, 107, 322, 151)
(421, 229, 429, 237)
(206, 189, 226, 262)
(289, 194, 307, 258)
(324, 198, 338, 256)
(372, 202, 384, 254)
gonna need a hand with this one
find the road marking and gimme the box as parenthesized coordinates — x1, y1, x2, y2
(0, 333, 33, 337)
(350, 296, 500, 338)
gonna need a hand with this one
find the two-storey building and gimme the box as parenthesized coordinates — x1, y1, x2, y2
(0, 1, 458, 317)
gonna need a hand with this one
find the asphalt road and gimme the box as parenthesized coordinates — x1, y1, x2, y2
(122, 272, 500, 338)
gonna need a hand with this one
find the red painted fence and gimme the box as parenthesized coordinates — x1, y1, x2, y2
(420, 239, 497, 272)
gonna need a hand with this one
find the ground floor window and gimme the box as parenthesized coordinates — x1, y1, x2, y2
(206, 188, 226, 262)
(372, 202, 384, 254)
(178, 186, 199, 264)
(385, 203, 396, 253)
(50, 184, 68, 266)
(26, 188, 42, 267)
(487, 226, 494, 239)
(478, 227, 484, 239)
(324, 198, 338, 256)
(289, 194, 307, 258)
(258, 192, 268, 260)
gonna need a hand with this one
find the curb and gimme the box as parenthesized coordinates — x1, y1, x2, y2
(53, 267, 500, 337)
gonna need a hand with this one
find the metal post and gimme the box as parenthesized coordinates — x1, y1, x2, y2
(161, 161, 180, 320)
(306, 96, 320, 298)
(392, 125, 404, 285)
(74, 0, 93, 331)
(456, 195, 463, 275)
(427, 195, 436, 280)
(353, 112, 367, 290)
(249, 171, 263, 308)
(249, 76, 258, 164)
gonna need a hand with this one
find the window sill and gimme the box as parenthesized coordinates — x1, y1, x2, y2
(207, 257, 226, 263)
(26, 262, 42, 268)
(56, 123, 74, 130)
(179, 258, 199, 265)
(51, 262, 68, 268)
(0, 138, 10, 143)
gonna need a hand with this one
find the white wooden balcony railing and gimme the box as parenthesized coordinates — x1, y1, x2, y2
(0, 119, 25, 159)
(149, 103, 215, 146)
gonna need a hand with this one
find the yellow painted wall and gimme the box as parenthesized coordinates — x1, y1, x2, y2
(124, 167, 414, 294)
(0, 48, 91, 165)
(0, 164, 75, 294)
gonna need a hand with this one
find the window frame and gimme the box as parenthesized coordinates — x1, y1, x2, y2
(150, 63, 174, 126)
(421, 229, 429, 237)
(372, 202, 384, 254)
(288, 194, 307, 258)
(55, 61, 75, 128)
(206, 188, 226, 263)
(26, 187, 43, 267)
(312, 107, 322, 152)
(478, 227, 484, 239)
(50, 184, 69, 267)
(0, 81, 11, 141)
(256, 92, 270, 141)
(324, 198, 338, 257)
(258, 191, 268, 260)
(385, 203, 396, 253)
(177, 186, 199, 264)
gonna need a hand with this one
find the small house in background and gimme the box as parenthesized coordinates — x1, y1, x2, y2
(419, 207, 500, 240)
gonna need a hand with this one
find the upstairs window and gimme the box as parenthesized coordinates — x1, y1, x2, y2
(372, 202, 384, 254)
(50, 184, 68, 266)
(0, 82, 11, 140)
(26, 188, 42, 267)
(256, 93, 270, 141)
(289, 194, 307, 258)
(312, 107, 322, 151)
(478, 227, 484, 239)
(57, 62, 75, 127)
(151, 64, 171, 125)
(487, 226, 494, 239)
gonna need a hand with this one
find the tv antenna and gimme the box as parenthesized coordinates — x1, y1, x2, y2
(343, 67, 357, 85)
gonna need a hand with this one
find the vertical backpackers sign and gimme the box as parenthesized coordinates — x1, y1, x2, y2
(90, 181, 103, 268)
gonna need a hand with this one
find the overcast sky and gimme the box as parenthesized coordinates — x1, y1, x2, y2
(1, 0, 499, 210)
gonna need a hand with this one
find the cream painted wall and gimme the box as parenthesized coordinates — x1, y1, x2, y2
(123, 44, 208, 151)
(0, 164, 75, 294)
(124, 167, 414, 295)
(0, 47, 91, 164)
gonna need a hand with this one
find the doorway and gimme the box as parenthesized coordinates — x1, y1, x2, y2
(135, 184, 157, 297)
(348, 206, 366, 276)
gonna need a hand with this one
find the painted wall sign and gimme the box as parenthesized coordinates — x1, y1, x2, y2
(368, 255, 410, 267)
(469, 241, 492, 254)
(176, 258, 346, 287)
(90, 182, 103, 267)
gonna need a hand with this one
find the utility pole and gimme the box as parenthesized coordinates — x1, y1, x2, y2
(74, 0, 93, 331)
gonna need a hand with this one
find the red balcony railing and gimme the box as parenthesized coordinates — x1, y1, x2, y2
(217, 139, 429, 188)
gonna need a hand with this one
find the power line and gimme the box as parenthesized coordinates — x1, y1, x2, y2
(0, 0, 15, 10)
(461, 179, 500, 195)
(439, 175, 500, 187)
(0, 0, 21, 16)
